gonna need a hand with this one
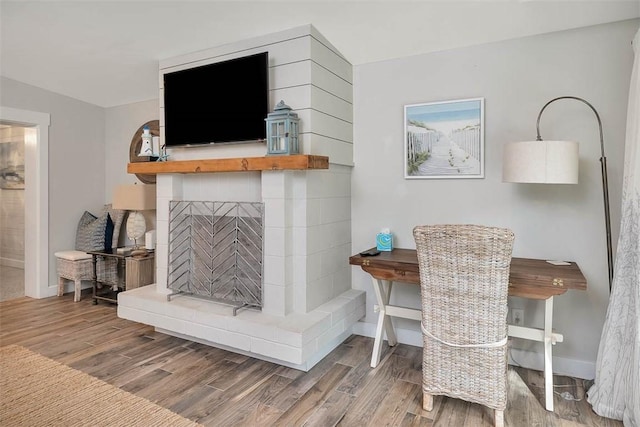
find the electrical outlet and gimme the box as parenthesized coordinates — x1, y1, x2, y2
(512, 309, 524, 326)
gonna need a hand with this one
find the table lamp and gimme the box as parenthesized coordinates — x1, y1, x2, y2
(112, 183, 156, 256)
(502, 96, 613, 291)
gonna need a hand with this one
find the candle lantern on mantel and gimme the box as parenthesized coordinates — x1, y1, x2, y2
(265, 100, 299, 156)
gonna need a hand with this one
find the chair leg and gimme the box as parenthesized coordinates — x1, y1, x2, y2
(57, 276, 65, 297)
(74, 279, 82, 302)
(494, 409, 504, 427)
(423, 392, 433, 411)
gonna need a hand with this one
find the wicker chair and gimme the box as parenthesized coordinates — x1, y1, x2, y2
(413, 224, 515, 427)
(55, 206, 125, 302)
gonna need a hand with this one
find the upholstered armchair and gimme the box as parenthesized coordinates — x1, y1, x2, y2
(55, 205, 125, 302)
(413, 224, 515, 427)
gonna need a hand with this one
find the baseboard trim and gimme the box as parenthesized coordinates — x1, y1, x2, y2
(352, 321, 595, 380)
(508, 347, 595, 380)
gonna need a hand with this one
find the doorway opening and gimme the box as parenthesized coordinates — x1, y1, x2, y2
(0, 106, 50, 300)
(0, 124, 26, 301)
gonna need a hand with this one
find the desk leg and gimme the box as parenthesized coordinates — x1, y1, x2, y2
(544, 296, 554, 412)
(371, 277, 397, 368)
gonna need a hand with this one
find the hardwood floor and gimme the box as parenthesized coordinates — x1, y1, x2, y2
(0, 293, 622, 427)
(0, 264, 24, 302)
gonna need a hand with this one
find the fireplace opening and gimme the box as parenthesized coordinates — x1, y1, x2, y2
(167, 201, 264, 313)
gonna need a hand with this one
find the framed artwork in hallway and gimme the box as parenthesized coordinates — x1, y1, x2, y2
(0, 140, 25, 189)
(404, 97, 485, 179)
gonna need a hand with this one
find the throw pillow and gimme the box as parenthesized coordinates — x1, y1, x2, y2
(75, 210, 109, 252)
(104, 213, 114, 251)
(102, 204, 124, 249)
(77, 210, 96, 229)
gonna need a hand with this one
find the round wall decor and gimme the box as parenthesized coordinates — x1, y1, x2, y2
(129, 120, 160, 184)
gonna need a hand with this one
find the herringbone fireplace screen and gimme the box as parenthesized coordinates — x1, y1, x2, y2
(167, 201, 264, 309)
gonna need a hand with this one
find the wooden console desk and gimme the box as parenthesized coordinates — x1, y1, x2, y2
(349, 248, 587, 412)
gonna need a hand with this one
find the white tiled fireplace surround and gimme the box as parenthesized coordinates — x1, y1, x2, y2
(118, 25, 366, 370)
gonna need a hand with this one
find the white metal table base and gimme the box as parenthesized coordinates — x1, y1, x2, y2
(369, 277, 562, 412)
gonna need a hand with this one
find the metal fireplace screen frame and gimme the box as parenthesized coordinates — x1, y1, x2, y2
(167, 201, 264, 310)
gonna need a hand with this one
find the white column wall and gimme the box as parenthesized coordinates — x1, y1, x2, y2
(155, 173, 182, 294)
(155, 25, 354, 316)
(293, 165, 352, 313)
(262, 171, 295, 316)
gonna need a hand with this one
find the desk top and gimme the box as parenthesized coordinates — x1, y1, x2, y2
(349, 248, 587, 300)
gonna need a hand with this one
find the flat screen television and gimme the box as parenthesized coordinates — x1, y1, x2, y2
(163, 52, 269, 147)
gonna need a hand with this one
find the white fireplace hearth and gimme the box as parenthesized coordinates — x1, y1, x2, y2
(118, 25, 363, 370)
(119, 285, 364, 370)
(119, 165, 365, 370)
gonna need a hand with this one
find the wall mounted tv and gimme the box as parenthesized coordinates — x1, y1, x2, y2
(163, 52, 269, 147)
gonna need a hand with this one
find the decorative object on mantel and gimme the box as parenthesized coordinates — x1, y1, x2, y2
(155, 143, 169, 162)
(138, 125, 154, 157)
(112, 183, 156, 257)
(265, 100, 300, 156)
(129, 120, 160, 184)
(502, 96, 613, 291)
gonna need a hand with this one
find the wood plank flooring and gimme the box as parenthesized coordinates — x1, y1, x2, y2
(0, 265, 24, 302)
(0, 292, 622, 427)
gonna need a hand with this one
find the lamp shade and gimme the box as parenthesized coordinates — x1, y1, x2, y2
(112, 184, 156, 211)
(502, 140, 579, 184)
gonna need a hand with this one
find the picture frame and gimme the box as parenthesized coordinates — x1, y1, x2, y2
(404, 97, 484, 179)
(0, 140, 25, 190)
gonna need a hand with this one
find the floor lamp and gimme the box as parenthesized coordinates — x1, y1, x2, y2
(502, 96, 613, 291)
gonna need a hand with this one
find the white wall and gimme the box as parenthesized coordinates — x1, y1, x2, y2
(105, 99, 159, 195)
(0, 76, 105, 288)
(0, 81, 157, 288)
(105, 99, 159, 245)
(351, 19, 639, 377)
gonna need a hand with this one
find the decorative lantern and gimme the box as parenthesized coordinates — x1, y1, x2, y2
(265, 100, 299, 156)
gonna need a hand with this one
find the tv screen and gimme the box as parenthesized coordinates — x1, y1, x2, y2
(163, 52, 269, 147)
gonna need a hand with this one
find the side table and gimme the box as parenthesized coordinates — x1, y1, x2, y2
(126, 255, 155, 289)
(86, 249, 155, 304)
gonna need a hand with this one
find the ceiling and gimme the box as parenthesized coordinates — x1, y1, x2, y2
(1, 1, 638, 108)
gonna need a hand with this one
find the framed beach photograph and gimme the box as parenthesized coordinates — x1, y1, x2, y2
(404, 97, 484, 179)
(0, 140, 25, 190)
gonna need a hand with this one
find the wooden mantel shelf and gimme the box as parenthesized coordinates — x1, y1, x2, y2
(127, 155, 329, 175)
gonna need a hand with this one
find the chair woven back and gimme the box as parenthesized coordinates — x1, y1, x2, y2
(413, 224, 515, 410)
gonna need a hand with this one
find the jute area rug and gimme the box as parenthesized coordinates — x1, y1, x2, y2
(0, 345, 201, 426)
